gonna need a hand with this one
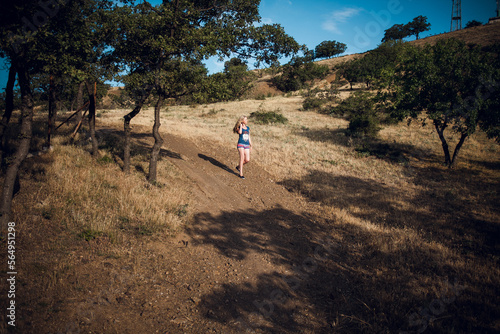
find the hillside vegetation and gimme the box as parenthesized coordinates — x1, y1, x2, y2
(1, 16, 499, 334)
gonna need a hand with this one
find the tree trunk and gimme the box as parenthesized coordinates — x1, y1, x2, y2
(0, 64, 33, 230)
(148, 94, 164, 183)
(123, 87, 152, 173)
(47, 75, 57, 148)
(86, 81, 99, 157)
(0, 64, 17, 159)
(433, 120, 451, 166)
(449, 133, 468, 168)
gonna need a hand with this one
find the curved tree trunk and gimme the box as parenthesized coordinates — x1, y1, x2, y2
(0, 64, 17, 159)
(148, 94, 164, 183)
(123, 87, 152, 173)
(450, 133, 468, 168)
(433, 120, 451, 166)
(0, 64, 33, 230)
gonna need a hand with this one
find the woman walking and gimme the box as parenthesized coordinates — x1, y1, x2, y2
(233, 115, 252, 179)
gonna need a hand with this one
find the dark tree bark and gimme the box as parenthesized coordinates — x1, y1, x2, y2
(0, 64, 17, 157)
(0, 63, 33, 229)
(86, 81, 99, 157)
(123, 87, 152, 173)
(450, 133, 468, 168)
(434, 119, 452, 166)
(148, 94, 164, 183)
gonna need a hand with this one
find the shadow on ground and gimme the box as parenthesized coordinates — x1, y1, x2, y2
(186, 203, 496, 333)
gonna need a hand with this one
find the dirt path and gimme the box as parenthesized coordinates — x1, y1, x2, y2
(153, 133, 339, 333)
(17, 131, 342, 334)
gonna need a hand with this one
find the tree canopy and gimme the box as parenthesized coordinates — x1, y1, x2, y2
(0, 0, 304, 223)
(314, 40, 347, 59)
(465, 20, 483, 28)
(383, 39, 500, 167)
(382, 16, 431, 42)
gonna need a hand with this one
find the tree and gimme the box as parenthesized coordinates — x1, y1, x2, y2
(406, 15, 431, 40)
(340, 60, 363, 90)
(382, 16, 430, 42)
(192, 58, 254, 104)
(385, 39, 499, 167)
(314, 41, 347, 59)
(272, 52, 329, 92)
(332, 91, 381, 138)
(382, 24, 409, 43)
(0, 0, 116, 228)
(465, 20, 483, 28)
(0, 0, 43, 228)
(340, 41, 406, 89)
(113, 0, 301, 183)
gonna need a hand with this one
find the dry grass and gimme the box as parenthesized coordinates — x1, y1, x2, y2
(97, 94, 500, 331)
(15, 130, 193, 239)
(4, 89, 498, 332)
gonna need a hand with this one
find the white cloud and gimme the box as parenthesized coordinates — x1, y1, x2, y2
(322, 7, 362, 34)
(261, 17, 273, 25)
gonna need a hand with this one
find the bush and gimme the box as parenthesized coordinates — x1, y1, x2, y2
(332, 91, 381, 138)
(347, 112, 381, 138)
(250, 110, 288, 125)
(302, 97, 326, 111)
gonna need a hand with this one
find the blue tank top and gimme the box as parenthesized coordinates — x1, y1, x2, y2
(238, 126, 250, 145)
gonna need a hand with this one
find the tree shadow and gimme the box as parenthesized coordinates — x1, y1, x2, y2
(296, 127, 437, 165)
(186, 205, 490, 333)
(198, 153, 239, 176)
(296, 128, 351, 147)
(279, 168, 500, 262)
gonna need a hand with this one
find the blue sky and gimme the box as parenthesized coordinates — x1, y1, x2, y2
(0, 0, 496, 89)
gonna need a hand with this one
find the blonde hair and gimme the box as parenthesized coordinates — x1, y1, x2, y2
(233, 116, 247, 133)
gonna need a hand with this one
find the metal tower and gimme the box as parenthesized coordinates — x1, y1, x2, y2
(451, 0, 462, 31)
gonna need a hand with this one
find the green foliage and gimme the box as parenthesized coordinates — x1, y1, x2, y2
(272, 55, 330, 92)
(191, 58, 255, 103)
(250, 110, 288, 124)
(302, 87, 338, 111)
(302, 97, 326, 111)
(406, 15, 431, 40)
(340, 41, 407, 89)
(382, 24, 409, 43)
(384, 38, 500, 166)
(332, 91, 381, 138)
(314, 40, 347, 59)
(382, 15, 430, 42)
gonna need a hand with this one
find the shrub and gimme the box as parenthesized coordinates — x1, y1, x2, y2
(250, 110, 288, 125)
(302, 97, 326, 111)
(332, 91, 381, 138)
(347, 112, 381, 138)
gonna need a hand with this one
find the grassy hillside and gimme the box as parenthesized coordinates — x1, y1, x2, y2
(0, 20, 498, 334)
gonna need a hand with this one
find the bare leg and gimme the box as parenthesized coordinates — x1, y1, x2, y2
(244, 148, 250, 165)
(238, 148, 245, 177)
